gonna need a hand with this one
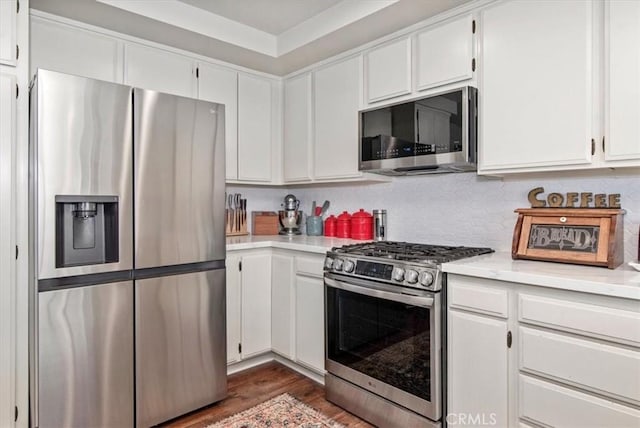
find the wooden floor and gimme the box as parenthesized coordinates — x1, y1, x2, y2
(163, 361, 373, 428)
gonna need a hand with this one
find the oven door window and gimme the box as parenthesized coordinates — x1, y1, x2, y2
(326, 286, 432, 401)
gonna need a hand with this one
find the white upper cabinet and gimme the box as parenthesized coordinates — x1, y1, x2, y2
(365, 37, 411, 103)
(237, 73, 273, 182)
(314, 56, 361, 179)
(605, 0, 640, 163)
(0, 0, 17, 66)
(197, 63, 239, 181)
(416, 14, 474, 91)
(479, 0, 593, 173)
(283, 73, 312, 182)
(31, 17, 122, 83)
(125, 43, 195, 98)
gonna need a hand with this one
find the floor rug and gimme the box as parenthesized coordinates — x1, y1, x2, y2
(206, 393, 345, 428)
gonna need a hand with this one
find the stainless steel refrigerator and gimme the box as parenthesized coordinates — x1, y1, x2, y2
(29, 69, 227, 428)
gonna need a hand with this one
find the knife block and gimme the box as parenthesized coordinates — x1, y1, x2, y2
(226, 208, 248, 236)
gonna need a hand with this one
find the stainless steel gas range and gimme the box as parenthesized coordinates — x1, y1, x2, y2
(324, 242, 493, 427)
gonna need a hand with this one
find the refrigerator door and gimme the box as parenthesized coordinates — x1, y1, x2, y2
(133, 89, 225, 268)
(135, 269, 227, 427)
(37, 281, 134, 428)
(33, 70, 133, 279)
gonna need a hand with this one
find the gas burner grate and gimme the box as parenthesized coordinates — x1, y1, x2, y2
(333, 241, 494, 264)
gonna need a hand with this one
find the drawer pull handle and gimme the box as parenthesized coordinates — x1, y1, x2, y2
(559, 216, 567, 223)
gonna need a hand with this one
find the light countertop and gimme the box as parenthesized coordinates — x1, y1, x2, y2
(226, 237, 640, 300)
(442, 252, 640, 300)
(226, 234, 365, 254)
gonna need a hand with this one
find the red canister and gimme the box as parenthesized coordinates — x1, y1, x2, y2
(324, 215, 337, 237)
(336, 211, 352, 238)
(351, 209, 373, 240)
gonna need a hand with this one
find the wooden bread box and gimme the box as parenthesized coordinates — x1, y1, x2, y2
(252, 211, 279, 235)
(512, 208, 625, 269)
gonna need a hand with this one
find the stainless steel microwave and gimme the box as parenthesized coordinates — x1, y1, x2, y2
(359, 86, 477, 175)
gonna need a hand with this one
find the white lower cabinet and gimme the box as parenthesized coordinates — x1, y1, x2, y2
(294, 275, 325, 373)
(226, 254, 242, 364)
(520, 375, 640, 427)
(228, 248, 326, 375)
(0, 72, 16, 428)
(271, 253, 294, 358)
(448, 283, 509, 427)
(447, 274, 640, 427)
(226, 251, 272, 363)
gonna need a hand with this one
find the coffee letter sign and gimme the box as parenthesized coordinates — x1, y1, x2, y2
(527, 187, 621, 208)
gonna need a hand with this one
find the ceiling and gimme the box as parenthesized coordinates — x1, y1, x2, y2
(177, 0, 345, 35)
(30, 0, 474, 75)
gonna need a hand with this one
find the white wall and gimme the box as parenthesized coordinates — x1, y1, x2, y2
(240, 172, 640, 262)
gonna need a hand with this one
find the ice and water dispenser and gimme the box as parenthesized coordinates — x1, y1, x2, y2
(55, 195, 119, 267)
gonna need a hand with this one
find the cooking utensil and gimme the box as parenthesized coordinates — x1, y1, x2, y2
(319, 200, 330, 217)
(227, 193, 234, 232)
(235, 194, 242, 232)
(311, 201, 316, 218)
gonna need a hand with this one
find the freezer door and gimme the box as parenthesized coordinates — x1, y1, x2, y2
(134, 89, 225, 268)
(33, 70, 133, 279)
(37, 281, 134, 428)
(135, 269, 227, 427)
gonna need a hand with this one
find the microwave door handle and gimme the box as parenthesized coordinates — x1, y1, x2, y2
(324, 276, 434, 308)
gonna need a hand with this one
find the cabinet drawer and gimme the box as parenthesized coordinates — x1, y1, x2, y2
(519, 294, 640, 346)
(295, 256, 324, 278)
(520, 375, 640, 427)
(520, 327, 640, 405)
(448, 277, 508, 318)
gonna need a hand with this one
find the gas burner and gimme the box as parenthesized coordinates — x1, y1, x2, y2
(326, 241, 494, 291)
(333, 241, 494, 264)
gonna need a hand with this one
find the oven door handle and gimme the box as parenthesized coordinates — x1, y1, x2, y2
(324, 276, 435, 308)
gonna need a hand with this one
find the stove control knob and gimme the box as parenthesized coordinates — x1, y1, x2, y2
(324, 257, 334, 270)
(419, 271, 435, 287)
(343, 259, 355, 273)
(391, 267, 405, 282)
(405, 269, 419, 284)
(332, 258, 344, 271)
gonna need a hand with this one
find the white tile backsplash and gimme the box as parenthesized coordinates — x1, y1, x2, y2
(229, 172, 640, 262)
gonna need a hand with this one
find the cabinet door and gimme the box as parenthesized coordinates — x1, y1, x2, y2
(0, 72, 15, 428)
(198, 64, 239, 180)
(448, 310, 508, 427)
(241, 253, 272, 357)
(415, 14, 473, 91)
(314, 56, 361, 179)
(295, 276, 325, 373)
(271, 254, 294, 358)
(226, 254, 241, 364)
(480, 1, 593, 172)
(0, 0, 16, 66)
(605, 0, 640, 162)
(237, 74, 272, 182)
(125, 43, 195, 98)
(31, 17, 122, 83)
(283, 74, 311, 182)
(365, 37, 411, 103)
